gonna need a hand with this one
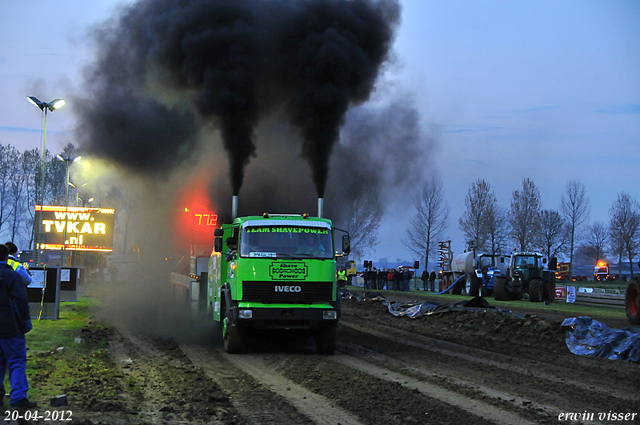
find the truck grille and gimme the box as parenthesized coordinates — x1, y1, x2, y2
(242, 281, 333, 303)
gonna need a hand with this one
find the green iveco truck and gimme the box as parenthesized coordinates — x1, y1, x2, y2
(208, 213, 350, 354)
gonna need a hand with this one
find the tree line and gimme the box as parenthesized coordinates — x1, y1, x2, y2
(401, 177, 640, 279)
(5, 141, 637, 279)
(0, 142, 80, 250)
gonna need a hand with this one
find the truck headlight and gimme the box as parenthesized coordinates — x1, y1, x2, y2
(323, 310, 337, 320)
(239, 309, 253, 319)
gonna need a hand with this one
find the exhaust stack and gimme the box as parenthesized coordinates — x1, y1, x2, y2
(317, 198, 324, 218)
(232, 195, 238, 220)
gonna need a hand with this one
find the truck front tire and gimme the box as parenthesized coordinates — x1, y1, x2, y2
(315, 325, 337, 355)
(626, 279, 640, 325)
(223, 317, 244, 354)
(224, 325, 244, 354)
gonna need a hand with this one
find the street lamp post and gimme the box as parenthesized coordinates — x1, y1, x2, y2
(27, 96, 65, 264)
(69, 181, 88, 206)
(57, 155, 81, 205)
(57, 155, 81, 266)
(78, 196, 94, 208)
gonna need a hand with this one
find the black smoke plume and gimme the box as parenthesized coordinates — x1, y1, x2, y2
(269, 0, 400, 197)
(75, 0, 400, 198)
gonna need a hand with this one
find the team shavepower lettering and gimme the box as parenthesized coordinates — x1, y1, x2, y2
(248, 227, 329, 234)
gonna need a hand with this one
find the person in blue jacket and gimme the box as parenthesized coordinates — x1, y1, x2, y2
(5, 242, 32, 287)
(0, 243, 36, 409)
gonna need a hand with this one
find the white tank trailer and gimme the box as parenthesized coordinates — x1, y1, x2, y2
(442, 247, 498, 296)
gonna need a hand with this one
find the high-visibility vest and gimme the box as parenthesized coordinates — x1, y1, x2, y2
(337, 270, 347, 281)
(7, 257, 20, 271)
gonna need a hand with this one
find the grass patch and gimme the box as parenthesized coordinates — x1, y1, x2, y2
(3, 296, 128, 409)
(27, 298, 106, 353)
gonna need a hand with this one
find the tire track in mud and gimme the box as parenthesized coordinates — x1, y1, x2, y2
(182, 343, 504, 425)
(181, 344, 364, 425)
(339, 317, 637, 422)
(108, 331, 243, 425)
(341, 319, 635, 402)
(331, 351, 540, 425)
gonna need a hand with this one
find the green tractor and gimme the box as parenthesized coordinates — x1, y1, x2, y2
(493, 252, 557, 302)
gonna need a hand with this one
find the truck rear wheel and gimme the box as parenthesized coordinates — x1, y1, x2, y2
(626, 279, 640, 325)
(451, 276, 463, 295)
(315, 325, 337, 355)
(494, 277, 507, 300)
(469, 277, 481, 297)
(223, 318, 244, 354)
(529, 279, 543, 302)
(546, 279, 556, 303)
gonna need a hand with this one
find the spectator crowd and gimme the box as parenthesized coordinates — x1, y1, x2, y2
(359, 267, 439, 292)
(360, 267, 436, 292)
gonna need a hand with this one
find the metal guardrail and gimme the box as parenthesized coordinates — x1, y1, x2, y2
(575, 290, 625, 307)
(170, 272, 192, 289)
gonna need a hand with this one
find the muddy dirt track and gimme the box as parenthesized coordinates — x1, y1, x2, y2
(22, 292, 640, 425)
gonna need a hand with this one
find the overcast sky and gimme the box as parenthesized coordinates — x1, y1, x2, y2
(1, 1, 639, 266)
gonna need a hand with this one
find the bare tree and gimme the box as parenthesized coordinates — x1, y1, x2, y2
(47, 143, 81, 206)
(0, 144, 15, 235)
(560, 180, 590, 280)
(609, 230, 625, 278)
(403, 177, 449, 270)
(538, 209, 567, 259)
(8, 146, 27, 243)
(579, 222, 609, 264)
(486, 204, 510, 255)
(336, 187, 382, 259)
(609, 192, 640, 278)
(459, 179, 494, 250)
(508, 178, 541, 251)
(22, 149, 40, 248)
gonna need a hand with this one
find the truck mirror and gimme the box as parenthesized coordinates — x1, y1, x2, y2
(342, 235, 351, 255)
(548, 257, 557, 270)
(543, 257, 547, 264)
(214, 237, 223, 253)
(413, 261, 420, 269)
(500, 256, 505, 263)
(214, 229, 223, 237)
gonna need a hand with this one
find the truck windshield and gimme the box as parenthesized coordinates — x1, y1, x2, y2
(240, 225, 333, 259)
(514, 256, 539, 268)
(479, 256, 493, 269)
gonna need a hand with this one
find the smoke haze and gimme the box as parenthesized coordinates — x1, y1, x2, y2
(72, 0, 435, 339)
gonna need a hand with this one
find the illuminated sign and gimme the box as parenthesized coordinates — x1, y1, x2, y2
(181, 210, 218, 246)
(193, 213, 218, 227)
(35, 205, 116, 252)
